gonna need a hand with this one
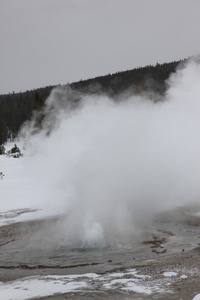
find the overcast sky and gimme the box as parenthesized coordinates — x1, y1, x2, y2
(0, 0, 200, 94)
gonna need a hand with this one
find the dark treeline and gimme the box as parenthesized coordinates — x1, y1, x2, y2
(0, 87, 54, 145)
(0, 59, 185, 145)
(71, 60, 183, 96)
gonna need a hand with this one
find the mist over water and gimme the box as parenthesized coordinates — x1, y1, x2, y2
(20, 59, 200, 248)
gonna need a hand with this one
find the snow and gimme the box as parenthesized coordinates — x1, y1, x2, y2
(0, 148, 62, 226)
(0, 275, 87, 300)
(180, 274, 188, 279)
(188, 211, 200, 217)
(122, 281, 153, 294)
(103, 278, 153, 294)
(163, 271, 177, 277)
(0, 153, 41, 213)
(126, 268, 150, 279)
(0, 153, 198, 299)
(107, 272, 126, 278)
(0, 269, 169, 300)
(0, 142, 199, 299)
(45, 273, 100, 280)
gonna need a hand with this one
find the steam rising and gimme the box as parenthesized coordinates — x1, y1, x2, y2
(21, 59, 200, 248)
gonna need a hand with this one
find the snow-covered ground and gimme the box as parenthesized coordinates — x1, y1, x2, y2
(0, 143, 64, 226)
(0, 268, 198, 300)
(1, 146, 200, 299)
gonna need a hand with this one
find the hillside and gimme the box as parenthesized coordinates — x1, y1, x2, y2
(0, 59, 184, 145)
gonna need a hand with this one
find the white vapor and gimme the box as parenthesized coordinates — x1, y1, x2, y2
(20, 59, 200, 248)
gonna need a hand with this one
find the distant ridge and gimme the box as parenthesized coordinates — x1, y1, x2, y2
(0, 58, 185, 144)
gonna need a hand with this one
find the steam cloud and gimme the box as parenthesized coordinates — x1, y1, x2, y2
(20, 59, 200, 248)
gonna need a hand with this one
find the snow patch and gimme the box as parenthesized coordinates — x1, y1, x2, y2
(180, 274, 188, 279)
(163, 271, 177, 277)
(0, 269, 168, 300)
(0, 276, 87, 300)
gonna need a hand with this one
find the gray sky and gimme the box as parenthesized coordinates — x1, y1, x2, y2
(0, 0, 200, 94)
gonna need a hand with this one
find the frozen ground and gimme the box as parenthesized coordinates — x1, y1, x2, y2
(0, 268, 197, 300)
(0, 144, 64, 226)
(1, 150, 200, 299)
(0, 270, 167, 299)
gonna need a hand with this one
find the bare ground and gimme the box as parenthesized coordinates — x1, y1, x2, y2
(0, 206, 200, 299)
